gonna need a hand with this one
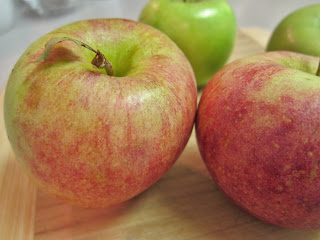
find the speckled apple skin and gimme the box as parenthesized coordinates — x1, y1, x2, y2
(196, 51, 320, 229)
(4, 19, 197, 208)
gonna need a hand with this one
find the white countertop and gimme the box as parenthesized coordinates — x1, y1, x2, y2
(1, 0, 319, 92)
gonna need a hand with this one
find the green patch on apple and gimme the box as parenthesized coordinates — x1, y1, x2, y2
(139, 0, 237, 88)
(267, 4, 320, 57)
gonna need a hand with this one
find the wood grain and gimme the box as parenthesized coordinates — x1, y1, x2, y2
(1, 28, 320, 240)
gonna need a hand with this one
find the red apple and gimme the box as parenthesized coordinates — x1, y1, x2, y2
(196, 51, 320, 229)
(4, 18, 197, 208)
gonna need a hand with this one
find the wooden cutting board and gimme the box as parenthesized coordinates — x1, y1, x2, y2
(2, 28, 319, 240)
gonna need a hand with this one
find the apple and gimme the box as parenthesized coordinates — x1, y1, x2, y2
(4, 18, 197, 208)
(266, 4, 320, 57)
(139, 0, 237, 88)
(196, 50, 320, 229)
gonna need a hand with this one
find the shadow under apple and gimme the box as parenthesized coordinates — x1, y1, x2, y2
(134, 162, 320, 240)
(34, 135, 320, 239)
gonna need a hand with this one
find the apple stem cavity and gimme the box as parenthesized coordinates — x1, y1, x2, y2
(317, 59, 320, 77)
(35, 37, 114, 76)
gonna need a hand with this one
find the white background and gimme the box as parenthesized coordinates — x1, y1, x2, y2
(1, 0, 319, 91)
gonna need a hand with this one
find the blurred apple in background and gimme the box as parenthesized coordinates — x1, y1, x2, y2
(4, 18, 197, 208)
(266, 4, 320, 57)
(196, 50, 320, 229)
(139, 0, 236, 88)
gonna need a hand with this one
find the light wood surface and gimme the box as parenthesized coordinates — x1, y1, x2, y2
(2, 28, 320, 240)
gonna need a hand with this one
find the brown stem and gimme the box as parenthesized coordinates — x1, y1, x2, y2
(317, 59, 320, 77)
(36, 37, 114, 76)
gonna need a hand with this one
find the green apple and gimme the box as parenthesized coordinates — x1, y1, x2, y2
(139, 0, 237, 88)
(196, 50, 320, 229)
(267, 4, 320, 57)
(4, 18, 197, 208)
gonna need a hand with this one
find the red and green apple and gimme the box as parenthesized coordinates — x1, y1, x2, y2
(267, 4, 320, 57)
(196, 50, 320, 229)
(139, 0, 237, 88)
(4, 18, 197, 208)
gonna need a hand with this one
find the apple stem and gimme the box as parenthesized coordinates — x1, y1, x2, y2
(317, 59, 320, 77)
(35, 37, 114, 76)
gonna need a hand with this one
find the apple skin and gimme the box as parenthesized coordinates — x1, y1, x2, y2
(196, 51, 320, 229)
(267, 4, 320, 57)
(4, 18, 197, 208)
(139, 0, 236, 88)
